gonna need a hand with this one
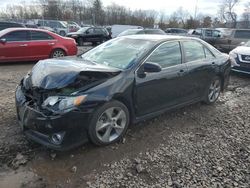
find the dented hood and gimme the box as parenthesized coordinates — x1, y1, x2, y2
(31, 57, 121, 90)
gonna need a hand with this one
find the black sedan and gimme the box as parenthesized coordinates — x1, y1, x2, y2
(15, 35, 231, 150)
(66, 27, 111, 46)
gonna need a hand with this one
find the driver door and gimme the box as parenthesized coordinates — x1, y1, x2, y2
(0, 30, 31, 62)
(135, 41, 189, 117)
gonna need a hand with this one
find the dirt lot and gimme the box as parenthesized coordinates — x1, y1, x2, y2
(0, 48, 250, 187)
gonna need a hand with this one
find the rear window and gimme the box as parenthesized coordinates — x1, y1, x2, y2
(234, 30, 250, 39)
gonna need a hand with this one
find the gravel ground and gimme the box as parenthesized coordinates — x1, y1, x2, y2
(88, 85, 250, 188)
(0, 49, 249, 187)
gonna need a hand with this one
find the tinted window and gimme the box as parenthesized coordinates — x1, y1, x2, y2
(87, 28, 94, 34)
(234, 30, 250, 39)
(95, 28, 104, 34)
(31, 31, 54, 40)
(183, 41, 205, 62)
(147, 41, 182, 68)
(3, 31, 29, 42)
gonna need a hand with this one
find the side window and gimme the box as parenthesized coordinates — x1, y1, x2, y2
(3, 31, 29, 42)
(94, 28, 103, 34)
(183, 41, 205, 62)
(87, 29, 94, 34)
(213, 30, 221, 37)
(234, 30, 250, 39)
(31, 31, 54, 40)
(204, 47, 214, 59)
(204, 30, 213, 37)
(147, 41, 182, 68)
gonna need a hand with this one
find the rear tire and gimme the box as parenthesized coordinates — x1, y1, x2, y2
(50, 49, 65, 58)
(204, 76, 221, 104)
(78, 37, 84, 46)
(88, 100, 130, 146)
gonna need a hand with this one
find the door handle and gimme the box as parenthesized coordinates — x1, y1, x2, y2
(48, 42, 55, 45)
(178, 69, 185, 76)
(19, 44, 28, 47)
(212, 62, 216, 65)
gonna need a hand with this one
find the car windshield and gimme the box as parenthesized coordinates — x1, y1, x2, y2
(245, 41, 250, 47)
(78, 27, 89, 33)
(118, 30, 141, 37)
(81, 37, 155, 69)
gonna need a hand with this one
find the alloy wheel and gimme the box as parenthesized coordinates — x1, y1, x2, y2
(208, 79, 221, 103)
(52, 50, 65, 58)
(95, 107, 127, 143)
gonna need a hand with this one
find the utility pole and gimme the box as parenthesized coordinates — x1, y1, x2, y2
(194, 0, 198, 19)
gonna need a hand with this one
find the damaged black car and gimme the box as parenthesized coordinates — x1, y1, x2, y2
(16, 35, 231, 150)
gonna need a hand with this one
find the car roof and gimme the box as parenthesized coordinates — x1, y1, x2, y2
(0, 28, 53, 36)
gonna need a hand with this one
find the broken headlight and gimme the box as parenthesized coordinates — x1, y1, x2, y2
(42, 95, 87, 112)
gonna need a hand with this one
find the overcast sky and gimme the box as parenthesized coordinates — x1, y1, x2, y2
(0, 0, 248, 16)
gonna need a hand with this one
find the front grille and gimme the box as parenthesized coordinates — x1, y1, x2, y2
(241, 55, 250, 62)
(239, 54, 250, 63)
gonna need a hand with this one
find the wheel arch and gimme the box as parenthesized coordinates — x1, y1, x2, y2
(50, 47, 67, 57)
(112, 95, 135, 125)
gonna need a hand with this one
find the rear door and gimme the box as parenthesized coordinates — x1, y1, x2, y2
(0, 30, 32, 62)
(29, 31, 56, 59)
(182, 40, 217, 99)
(85, 28, 96, 42)
(135, 41, 189, 116)
(94, 28, 105, 41)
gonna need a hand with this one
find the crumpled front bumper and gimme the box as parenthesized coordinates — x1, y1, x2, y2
(15, 86, 92, 151)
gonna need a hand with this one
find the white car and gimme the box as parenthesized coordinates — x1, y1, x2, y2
(229, 41, 250, 74)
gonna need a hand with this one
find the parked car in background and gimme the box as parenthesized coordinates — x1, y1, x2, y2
(25, 24, 38, 28)
(35, 19, 68, 36)
(15, 35, 230, 150)
(118, 29, 165, 37)
(214, 29, 250, 53)
(188, 28, 221, 46)
(0, 21, 25, 31)
(66, 27, 111, 46)
(0, 28, 77, 63)
(111, 24, 143, 38)
(165, 28, 188, 35)
(229, 40, 250, 74)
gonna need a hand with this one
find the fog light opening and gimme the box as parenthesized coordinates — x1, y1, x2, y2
(51, 133, 64, 145)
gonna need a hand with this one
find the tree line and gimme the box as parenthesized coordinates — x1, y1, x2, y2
(0, 0, 249, 29)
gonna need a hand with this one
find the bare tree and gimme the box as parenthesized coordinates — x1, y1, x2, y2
(241, 2, 250, 28)
(219, 0, 239, 28)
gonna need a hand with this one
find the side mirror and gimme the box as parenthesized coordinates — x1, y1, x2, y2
(143, 62, 162, 73)
(0, 38, 6, 44)
(240, 42, 245, 46)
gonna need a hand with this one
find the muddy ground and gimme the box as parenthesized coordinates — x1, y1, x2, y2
(0, 48, 249, 187)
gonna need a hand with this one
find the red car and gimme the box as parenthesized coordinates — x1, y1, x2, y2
(0, 28, 77, 63)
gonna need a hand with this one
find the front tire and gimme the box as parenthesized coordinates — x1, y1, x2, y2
(88, 100, 130, 146)
(204, 76, 221, 104)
